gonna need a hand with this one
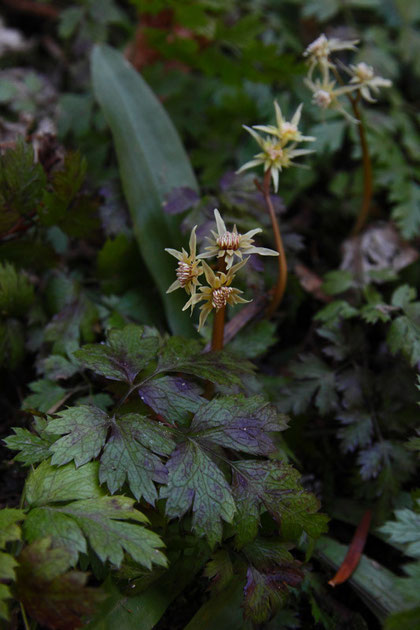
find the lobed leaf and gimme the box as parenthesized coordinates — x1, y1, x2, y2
(160, 441, 235, 547)
(74, 324, 158, 383)
(190, 395, 288, 456)
(138, 375, 203, 424)
(0, 508, 25, 548)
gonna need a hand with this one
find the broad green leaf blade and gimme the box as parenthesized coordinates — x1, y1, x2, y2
(86, 552, 209, 630)
(25, 496, 166, 570)
(316, 536, 406, 622)
(91, 44, 198, 336)
(4, 427, 53, 465)
(25, 461, 104, 507)
(138, 375, 203, 425)
(184, 577, 248, 630)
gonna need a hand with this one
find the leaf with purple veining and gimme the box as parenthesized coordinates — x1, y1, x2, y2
(138, 376, 203, 425)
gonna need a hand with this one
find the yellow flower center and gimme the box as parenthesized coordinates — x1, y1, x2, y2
(217, 231, 240, 251)
(212, 286, 233, 309)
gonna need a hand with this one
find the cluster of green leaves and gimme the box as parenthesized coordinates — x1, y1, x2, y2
(2, 324, 327, 626)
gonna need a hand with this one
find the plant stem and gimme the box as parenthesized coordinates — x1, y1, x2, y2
(350, 97, 373, 236)
(260, 169, 288, 317)
(211, 305, 226, 351)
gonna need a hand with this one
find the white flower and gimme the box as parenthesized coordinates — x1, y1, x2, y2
(305, 77, 357, 122)
(252, 102, 315, 146)
(303, 33, 359, 79)
(183, 259, 250, 331)
(165, 226, 203, 298)
(347, 62, 392, 102)
(198, 209, 278, 269)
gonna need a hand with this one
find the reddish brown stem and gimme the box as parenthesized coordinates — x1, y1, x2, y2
(260, 169, 288, 317)
(211, 305, 226, 351)
(350, 98, 373, 236)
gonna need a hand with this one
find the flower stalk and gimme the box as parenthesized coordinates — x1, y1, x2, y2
(259, 169, 288, 317)
(350, 96, 373, 235)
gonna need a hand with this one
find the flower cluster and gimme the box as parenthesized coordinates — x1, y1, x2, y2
(166, 209, 278, 331)
(237, 101, 315, 192)
(303, 33, 392, 120)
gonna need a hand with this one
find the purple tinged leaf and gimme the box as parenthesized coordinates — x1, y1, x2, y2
(74, 324, 158, 384)
(243, 564, 303, 623)
(190, 395, 288, 455)
(232, 460, 328, 547)
(138, 375, 203, 424)
(163, 187, 199, 215)
(99, 414, 175, 503)
(160, 441, 235, 547)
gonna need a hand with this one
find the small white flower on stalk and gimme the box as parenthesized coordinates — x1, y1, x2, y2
(165, 226, 203, 298)
(198, 209, 278, 269)
(237, 104, 315, 192)
(252, 102, 315, 146)
(347, 62, 392, 103)
(305, 77, 358, 122)
(303, 33, 359, 79)
(183, 259, 250, 331)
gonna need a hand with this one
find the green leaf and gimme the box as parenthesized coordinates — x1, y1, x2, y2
(379, 501, 420, 558)
(336, 410, 374, 453)
(227, 321, 278, 359)
(25, 497, 166, 570)
(138, 375, 203, 424)
(23, 379, 66, 413)
(232, 460, 328, 547)
(25, 461, 104, 507)
(0, 138, 46, 234)
(0, 508, 25, 548)
(74, 324, 158, 383)
(280, 354, 338, 415)
(0, 262, 34, 317)
(0, 551, 18, 580)
(184, 577, 247, 630)
(46, 406, 109, 467)
(0, 584, 12, 621)
(321, 270, 355, 296)
(387, 313, 420, 366)
(4, 427, 53, 465)
(243, 564, 303, 623)
(91, 44, 198, 336)
(391, 181, 420, 239)
(16, 537, 105, 630)
(160, 441, 235, 547)
(190, 395, 288, 456)
(87, 552, 209, 630)
(99, 414, 175, 502)
(158, 337, 254, 386)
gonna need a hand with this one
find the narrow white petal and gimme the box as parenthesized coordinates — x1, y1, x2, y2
(166, 279, 181, 293)
(165, 248, 183, 261)
(291, 103, 303, 127)
(189, 225, 198, 257)
(274, 101, 283, 129)
(271, 168, 279, 193)
(243, 125, 265, 147)
(253, 124, 278, 136)
(236, 158, 264, 173)
(214, 209, 226, 237)
(243, 228, 262, 239)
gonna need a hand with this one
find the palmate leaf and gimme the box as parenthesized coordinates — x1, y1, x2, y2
(159, 395, 290, 546)
(74, 324, 159, 383)
(45, 407, 175, 503)
(99, 414, 174, 502)
(157, 337, 254, 386)
(243, 563, 303, 623)
(190, 395, 288, 456)
(160, 441, 236, 548)
(231, 460, 328, 547)
(379, 500, 420, 558)
(279, 354, 338, 415)
(16, 537, 105, 630)
(24, 462, 166, 569)
(138, 375, 203, 425)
